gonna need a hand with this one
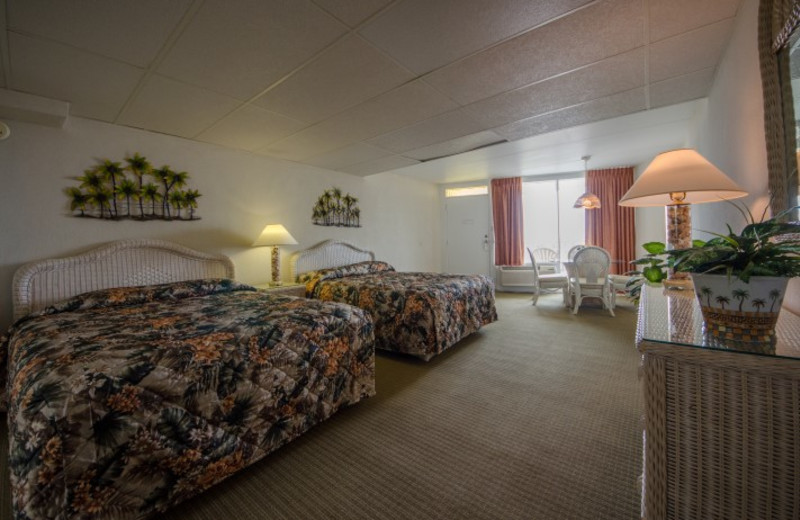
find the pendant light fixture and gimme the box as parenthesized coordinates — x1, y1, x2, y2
(574, 155, 601, 209)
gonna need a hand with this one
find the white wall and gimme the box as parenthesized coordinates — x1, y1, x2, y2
(692, 0, 799, 314)
(693, 0, 768, 233)
(634, 0, 768, 248)
(633, 162, 668, 253)
(0, 116, 441, 329)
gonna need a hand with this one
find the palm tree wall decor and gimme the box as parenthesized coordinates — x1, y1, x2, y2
(65, 154, 202, 221)
(312, 187, 361, 227)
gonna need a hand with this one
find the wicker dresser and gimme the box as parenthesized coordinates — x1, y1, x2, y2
(637, 284, 800, 520)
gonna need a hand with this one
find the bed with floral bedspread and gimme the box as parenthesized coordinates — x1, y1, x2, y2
(1, 279, 375, 520)
(299, 262, 497, 360)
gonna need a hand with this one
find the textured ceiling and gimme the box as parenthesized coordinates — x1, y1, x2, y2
(1, 0, 742, 179)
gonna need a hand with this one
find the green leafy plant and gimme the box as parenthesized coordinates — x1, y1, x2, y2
(625, 204, 800, 302)
(625, 242, 681, 302)
(631, 242, 672, 283)
(663, 204, 799, 282)
(629, 204, 799, 290)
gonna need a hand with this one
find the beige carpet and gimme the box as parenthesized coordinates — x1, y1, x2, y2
(0, 292, 643, 519)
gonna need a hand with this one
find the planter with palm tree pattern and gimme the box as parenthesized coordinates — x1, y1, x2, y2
(691, 273, 789, 342)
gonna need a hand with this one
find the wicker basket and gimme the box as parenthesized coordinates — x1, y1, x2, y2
(700, 306, 780, 342)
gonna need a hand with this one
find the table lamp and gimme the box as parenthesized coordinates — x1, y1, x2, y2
(253, 224, 298, 286)
(618, 148, 748, 279)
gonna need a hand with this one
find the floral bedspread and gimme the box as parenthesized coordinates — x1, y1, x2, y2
(300, 262, 498, 360)
(2, 279, 375, 520)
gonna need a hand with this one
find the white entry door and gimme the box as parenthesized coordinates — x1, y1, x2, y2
(444, 194, 491, 275)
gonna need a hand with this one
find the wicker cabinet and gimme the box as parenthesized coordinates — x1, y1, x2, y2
(636, 285, 800, 520)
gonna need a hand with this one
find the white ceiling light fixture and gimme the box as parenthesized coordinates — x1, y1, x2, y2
(0, 121, 10, 140)
(574, 155, 601, 209)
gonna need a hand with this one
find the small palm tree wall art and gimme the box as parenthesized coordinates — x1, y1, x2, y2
(65, 153, 202, 221)
(312, 187, 361, 227)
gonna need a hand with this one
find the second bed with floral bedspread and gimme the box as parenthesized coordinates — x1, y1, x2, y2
(2, 279, 375, 520)
(300, 262, 498, 360)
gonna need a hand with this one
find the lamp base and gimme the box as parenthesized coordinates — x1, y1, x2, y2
(666, 204, 691, 281)
(271, 245, 282, 286)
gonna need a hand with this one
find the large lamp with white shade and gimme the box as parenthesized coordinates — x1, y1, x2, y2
(252, 224, 298, 286)
(618, 148, 748, 279)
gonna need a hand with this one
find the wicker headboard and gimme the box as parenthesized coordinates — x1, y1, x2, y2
(12, 239, 235, 320)
(290, 240, 374, 280)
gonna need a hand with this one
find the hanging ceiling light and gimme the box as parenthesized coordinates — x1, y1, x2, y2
(573, 155, 601, 209)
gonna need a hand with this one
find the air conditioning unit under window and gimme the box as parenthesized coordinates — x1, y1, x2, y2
(495, 266, 534, 291)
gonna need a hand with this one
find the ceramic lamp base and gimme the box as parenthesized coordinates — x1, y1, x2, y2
(666, 204, 691, 281)
(271, 245, 282, 286)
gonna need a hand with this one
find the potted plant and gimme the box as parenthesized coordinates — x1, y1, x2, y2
(623, 243, 669, 304)
(643, 205, 800, 342)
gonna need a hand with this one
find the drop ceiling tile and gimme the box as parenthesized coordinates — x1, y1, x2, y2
(465, 48, 645, 128)
(275, 79, 457, 152)
(494, 88, 646, 141)
(323, 80, 459, 140)
(650, 19, 733, 83)
(9, 33, 144, 122)
(196, 104, 307, 151)
(158, 0, 347, 100)
(303, 142, 394, 169)
(336, 155, 419, 176)
(359, 0, 592, 74)
(404, 131, 506, 161)
(368, 109, 486, 153)
(257, 122, 362, 161)
(650, 68, 716, 109)
(253, 35, 413, 124)
(311, 0, 393, 27)
(117, 75, 241, 138)
(8, 0, 191, 68)
(258, 80, 457, 161)
(424, 0, 644, 105)
(649, 0, 741, 42)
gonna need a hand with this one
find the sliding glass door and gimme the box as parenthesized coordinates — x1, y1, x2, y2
(522, 177, 585, 263)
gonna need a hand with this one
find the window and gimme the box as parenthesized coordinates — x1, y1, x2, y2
(445, 185, 488, 198)
(522, 177, 585, 263)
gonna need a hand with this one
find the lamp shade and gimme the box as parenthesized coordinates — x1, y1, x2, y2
(573, 192, 601, 209)
(618, 149, 748, 207)
(252, 224, 298, 247)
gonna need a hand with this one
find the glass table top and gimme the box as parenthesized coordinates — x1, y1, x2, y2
(638, 284, 800, 359)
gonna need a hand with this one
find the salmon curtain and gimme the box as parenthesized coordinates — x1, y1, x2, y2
(491, 177, 524, 266)
(585, 168, 636, 275)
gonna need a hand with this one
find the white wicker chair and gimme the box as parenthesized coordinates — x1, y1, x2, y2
(570, 246, 615, 316)
(530, 247, 559, 273)
(527, 248, 568, 306)
(567, 244, 586, 260)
